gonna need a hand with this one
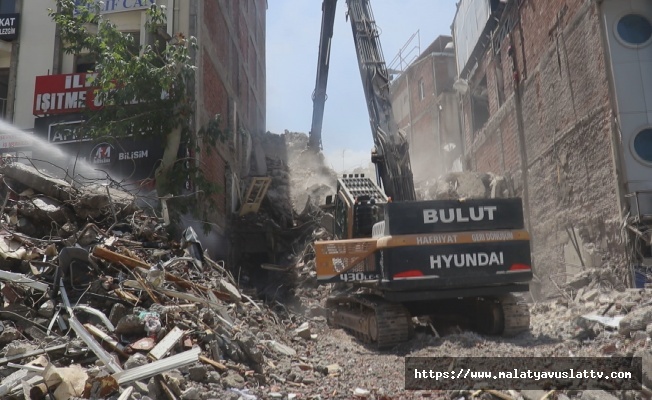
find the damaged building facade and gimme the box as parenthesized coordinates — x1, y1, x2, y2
(0, 1, 267, 259)
(452, 0, 652, 292)
(389, 35, 464, 182)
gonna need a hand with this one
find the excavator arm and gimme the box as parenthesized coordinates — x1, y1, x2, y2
(345, 0, 416, 201)
(310, 0, 416, 200)
(308, 0, 338, 151)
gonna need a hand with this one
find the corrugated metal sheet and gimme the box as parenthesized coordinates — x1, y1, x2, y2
(453, 0, 492, 75)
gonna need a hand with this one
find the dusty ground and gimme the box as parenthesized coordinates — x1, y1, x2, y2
(242, 133, 642, 400)
(228, 287, 645, 400)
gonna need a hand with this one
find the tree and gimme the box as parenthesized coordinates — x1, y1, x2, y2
(49, 0, 224, 226)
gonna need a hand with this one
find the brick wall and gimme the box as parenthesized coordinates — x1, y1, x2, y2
(389, 49, 462, 177)
(461, 0, 623, 293)
(198, 0, 266, 223)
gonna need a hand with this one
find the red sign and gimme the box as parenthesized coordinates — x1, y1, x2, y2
(33, 73, 101, 116)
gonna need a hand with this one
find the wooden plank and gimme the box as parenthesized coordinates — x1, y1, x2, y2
(198, 355, 227, 372)
(94, 246, 232, 302)
(93, 246, 152, 269)
(239, 177, 271, 216)
(113, 289, 139, 304)
(148, 326, 185, 361)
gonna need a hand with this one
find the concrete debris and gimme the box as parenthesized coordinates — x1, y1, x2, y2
(293, 322, 312, 339)
(264, 340, 297, 357)
(0, 158, 322, 399)
(417, 171, 513, 200)
(619, 305, 652, 336)
(0, 133, 650, 399)
(583, 313, 625, 330)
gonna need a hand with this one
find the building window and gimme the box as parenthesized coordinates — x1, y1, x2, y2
(615, 14, 652, 47)
(0, 0, 15, 14)
(125, 31, 142, 54)
(495, 59, 505, 107)
(471, 76, 489, 133)
(633, 128, 652, 163)
(418, 78, 425, 101)
(0, 68, 8, 118)
(75, 54, 96, 73)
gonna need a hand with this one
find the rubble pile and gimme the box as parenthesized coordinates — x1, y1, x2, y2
(416, 171, 514, 200)
(0, 161, 336, 400)
(282, 131, 337, 214)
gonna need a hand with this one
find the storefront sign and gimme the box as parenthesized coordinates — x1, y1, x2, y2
(74, 0, 156, 15)
(48, 120, 91, 144)
(0, 13, 19, 41)
(0, 133, 32, 149)
(33, 116, 164, 182)
(33, 73, 100, 116)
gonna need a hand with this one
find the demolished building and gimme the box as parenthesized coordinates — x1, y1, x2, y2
(449, 0, 652, 295)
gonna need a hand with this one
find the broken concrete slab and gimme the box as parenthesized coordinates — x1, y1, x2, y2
(619, 305, 652, 336)
(582, 313, 624, 329)
(44, 363, 89, 400)
(18, 196, 70, 225)
(0, 163, 75, 202)
(293, 322, 311, 339)
(222, 370, 246, 389)
(263, 340, 296, 357)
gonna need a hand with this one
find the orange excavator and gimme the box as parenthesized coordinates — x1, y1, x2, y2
(308, 0, 533, 348)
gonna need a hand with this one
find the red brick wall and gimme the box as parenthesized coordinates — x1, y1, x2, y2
(198, 1, 267, 219)
(461, 0, 622, 293)
(201, 49, 228, 214)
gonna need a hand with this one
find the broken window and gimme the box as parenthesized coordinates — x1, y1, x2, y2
(495, 58, 505, 107)
(75, 54, 96, 73)
(419, 78, 425, 101)
(0, 68, 8, 118)
(471, 75, 489, 133)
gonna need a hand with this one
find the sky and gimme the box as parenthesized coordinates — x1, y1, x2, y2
(266, 0, 459, 173)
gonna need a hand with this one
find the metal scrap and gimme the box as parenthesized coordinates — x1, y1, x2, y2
(0, 159, 307, 399)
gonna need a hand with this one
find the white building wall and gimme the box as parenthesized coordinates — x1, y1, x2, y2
(14, 0, 57, 130)
(14, 0, 174, 130)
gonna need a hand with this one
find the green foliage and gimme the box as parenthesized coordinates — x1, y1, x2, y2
(50, 0, 194, 139)
(49, 0, 228, 230)
(160, 116, 226, 222)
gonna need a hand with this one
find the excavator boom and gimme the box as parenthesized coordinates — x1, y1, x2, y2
(308, 0, 338, 151)
(346, 0, 416, 201)
(311, 1, 532, 349)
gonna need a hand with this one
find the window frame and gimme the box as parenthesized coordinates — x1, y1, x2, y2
(613, 12, 652, 49)
(631, 126, 652, 165)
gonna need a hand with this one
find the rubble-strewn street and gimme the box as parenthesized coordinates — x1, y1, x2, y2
(0, 133, 646, 400)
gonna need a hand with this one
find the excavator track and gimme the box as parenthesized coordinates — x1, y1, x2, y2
(326, 293, 411, 349)
(498, 293, 530, 336)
